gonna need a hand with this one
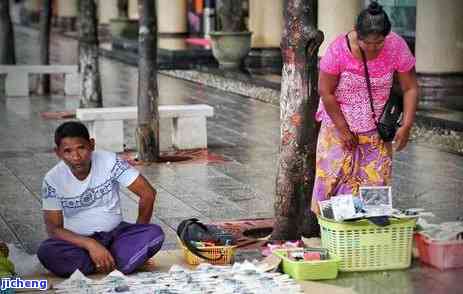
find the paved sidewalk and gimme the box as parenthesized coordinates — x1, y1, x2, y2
(0, 24, 462, 293)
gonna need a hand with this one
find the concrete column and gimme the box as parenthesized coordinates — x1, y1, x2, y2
(129, 0, 187, 33)
(24, 0, 41, 11)
(98, 0, 119, 24)
(317, 0, 362, 56)
(415, 0, 463, 74)
(23, 0, 41, 23)
(128, 0, 138, 19)
(56, 0, 78, 18)
(249, 0, 283, 48)
(54, 0, 78, 31)
(157, 0, 187, 33)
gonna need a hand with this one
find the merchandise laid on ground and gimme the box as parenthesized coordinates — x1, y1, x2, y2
(2, 205, 463, 293)
(2, 7, 463, 292)
(54, 263, 303, 294)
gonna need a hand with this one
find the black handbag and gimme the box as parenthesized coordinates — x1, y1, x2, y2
(176, 218, 234, 260)
(360, 47, 403, 142)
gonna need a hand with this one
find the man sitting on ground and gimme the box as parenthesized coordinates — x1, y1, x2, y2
(37, 121, 164, 277)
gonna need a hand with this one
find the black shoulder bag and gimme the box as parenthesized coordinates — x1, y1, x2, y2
(359, 46, 403, 142)
(177, 218, 234, 261)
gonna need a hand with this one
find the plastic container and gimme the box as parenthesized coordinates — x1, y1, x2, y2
(178, 238, 235, 265)
(319, 217, 416, 271)
(273, 250, 339, 280)
(415, 232, 463, 270)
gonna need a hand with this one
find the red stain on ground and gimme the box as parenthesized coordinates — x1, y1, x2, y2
(119, 149, 228, 166)
(211, 219, 274, 249)
(40, 111, 76, 120)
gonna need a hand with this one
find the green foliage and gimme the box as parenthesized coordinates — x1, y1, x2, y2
(0, 256, 15, 278)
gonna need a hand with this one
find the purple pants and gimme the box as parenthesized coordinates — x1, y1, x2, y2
(37, 222, 164, 277)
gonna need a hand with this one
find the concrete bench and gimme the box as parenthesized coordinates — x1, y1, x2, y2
(76, 104, 214, 152)
(0, 65, 79, 96)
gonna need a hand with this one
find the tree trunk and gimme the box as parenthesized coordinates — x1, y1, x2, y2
(78, 0, 102, 107)
(136, 0, 159, 162)
(38, 0, 52, 95)
(272, 0, 323, 240)
(0, 0, 16, 64)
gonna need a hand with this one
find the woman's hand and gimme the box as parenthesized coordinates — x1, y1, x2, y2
(340, 128, 358, 150)
(85, 239, 116, 273)
(393, 126, 411, 151)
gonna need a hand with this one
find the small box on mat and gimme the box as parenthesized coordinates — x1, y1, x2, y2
(273, 250, 339, 280)
(415, 233, 463, 270)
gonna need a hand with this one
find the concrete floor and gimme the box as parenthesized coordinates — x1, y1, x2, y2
(0, 24, 462, 293)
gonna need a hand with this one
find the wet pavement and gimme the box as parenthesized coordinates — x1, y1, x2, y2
(0, 24, 463, 293)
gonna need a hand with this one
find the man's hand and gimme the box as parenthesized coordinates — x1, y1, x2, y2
(44, 211, 116, 273)
(85, 239, 115, 273)
(393, 126, 411, 151)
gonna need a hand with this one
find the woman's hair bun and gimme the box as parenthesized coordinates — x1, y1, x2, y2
(367, 1, 383, 15)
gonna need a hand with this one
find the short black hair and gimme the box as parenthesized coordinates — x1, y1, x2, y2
(355, 1, 391, 40)
(54, 121, 90, 146)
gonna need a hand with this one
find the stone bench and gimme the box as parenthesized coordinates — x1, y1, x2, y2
(0, 65, 79, 96)
(76, 104, 214, 152)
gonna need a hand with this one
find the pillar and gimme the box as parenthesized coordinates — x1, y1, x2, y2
(23, 0, 42, 23)
(415, 0, 463, 74)
(55, 0, 78, 30)
(128, 0, 187, 34)
(128, 0, 138, 19)
(317, 0, 362, 56)
(98, 0, 119, 24)
(157, 0, 187, 34)
(24, 0, 41, 11)
(248, 0, 283, 48)
(56, 0, 77, 18)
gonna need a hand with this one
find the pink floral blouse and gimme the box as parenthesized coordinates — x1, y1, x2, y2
(316, 32, 415, 133)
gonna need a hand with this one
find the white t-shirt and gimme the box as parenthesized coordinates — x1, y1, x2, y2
(41, 150, 140, 236)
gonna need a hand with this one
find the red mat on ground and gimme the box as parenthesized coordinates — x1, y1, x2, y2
(212, 219, 274, 249)
(40, 110, 76, 120)
(119, 149, 228, 166)
(185, 38, 211, 47)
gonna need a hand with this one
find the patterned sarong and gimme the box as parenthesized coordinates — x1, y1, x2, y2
(311, 123, 392, 214)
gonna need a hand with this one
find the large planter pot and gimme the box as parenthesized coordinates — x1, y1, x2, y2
(109, 18, 139, 39)
(209, 31, 253, 69)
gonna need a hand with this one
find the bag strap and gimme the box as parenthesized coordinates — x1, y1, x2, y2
(359, 45, 378, 125)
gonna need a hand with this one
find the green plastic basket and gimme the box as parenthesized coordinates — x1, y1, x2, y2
(319, 217, 416, 272)
(273, 250, 339, 280)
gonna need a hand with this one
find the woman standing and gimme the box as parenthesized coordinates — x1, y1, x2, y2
(312, 2, 419, 214)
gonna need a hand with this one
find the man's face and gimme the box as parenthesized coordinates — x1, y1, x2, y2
(55, 137, 94, 176)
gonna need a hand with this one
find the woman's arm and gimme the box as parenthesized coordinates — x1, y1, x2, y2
(318, 71, 358, 150)
(393, 68, 419, 151)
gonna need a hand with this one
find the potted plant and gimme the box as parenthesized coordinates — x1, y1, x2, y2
(109, 0, 138, 39)
(209, 0, 252, 69)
